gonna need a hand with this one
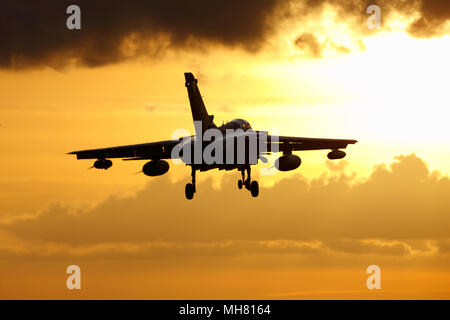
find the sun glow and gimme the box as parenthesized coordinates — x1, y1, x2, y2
(256, 32, 450, 145)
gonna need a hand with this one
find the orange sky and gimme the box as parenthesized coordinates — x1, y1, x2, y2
(0, 0, 450, 299)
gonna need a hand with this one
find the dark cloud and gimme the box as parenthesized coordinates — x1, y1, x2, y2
(0, 0, 281, 68)
(408, 0, 450, 37)
(0, 1, 448, 68)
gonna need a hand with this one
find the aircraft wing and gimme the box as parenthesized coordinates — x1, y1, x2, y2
(267, 135, 357, 152)
(68, 139, 181, 160)
(68, 135, 357, 159)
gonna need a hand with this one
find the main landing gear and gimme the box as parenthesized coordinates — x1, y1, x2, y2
(238, 166, 259, 197)
(185, 166, 259, 199)
(185, 167, 196, 200)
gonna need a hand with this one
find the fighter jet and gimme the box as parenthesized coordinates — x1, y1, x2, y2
(69, 73, 357, 199)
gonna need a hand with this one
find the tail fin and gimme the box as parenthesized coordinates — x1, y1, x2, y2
(184, 72, 216, 136)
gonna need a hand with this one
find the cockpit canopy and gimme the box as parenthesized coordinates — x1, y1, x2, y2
(227, 119, 252, 131)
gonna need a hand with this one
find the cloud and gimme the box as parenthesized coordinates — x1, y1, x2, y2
(325, 159, 349, 172)
(0, 0, 281, 68)
(294, 33, 323, 58)
(290, 1, 449, 57)
(2, 153, 450, 302)
(1, 1, 448, 68)
(324, 0, 449, 38)
(293, 33, 353, 57)
(408, 0, 450, 37)
(1, 153, 449, 267)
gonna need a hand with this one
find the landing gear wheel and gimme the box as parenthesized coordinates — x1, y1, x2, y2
(185, 183, 194, 200)
(250, 181, 259, 197)
(245, 179, 251, 190)
(238, 180, 243, 189)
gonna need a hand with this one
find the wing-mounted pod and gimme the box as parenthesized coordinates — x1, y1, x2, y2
(275, 154, 302, 171)
(327, 150, 346, 160)
(93, 159, 113, 169)
(142, 160, 170, 176)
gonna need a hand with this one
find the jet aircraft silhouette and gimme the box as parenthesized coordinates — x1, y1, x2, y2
(69, 73, 357, 199)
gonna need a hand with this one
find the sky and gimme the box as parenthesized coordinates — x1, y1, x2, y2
(0, 0, 449, 299)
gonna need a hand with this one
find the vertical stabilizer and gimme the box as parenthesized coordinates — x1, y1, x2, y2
(185, 72, 216, 136)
